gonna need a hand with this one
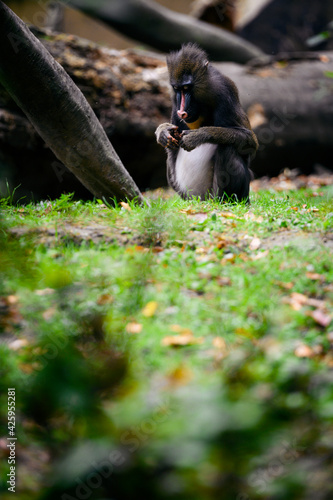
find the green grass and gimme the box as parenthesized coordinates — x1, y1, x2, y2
(1, 186, 333, 499)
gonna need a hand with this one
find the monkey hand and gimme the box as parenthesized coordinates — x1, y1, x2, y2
(179, 130, 200, 152)
(155, 123, 180, 149)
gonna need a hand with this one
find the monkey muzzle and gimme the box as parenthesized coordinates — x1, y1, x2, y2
(177, 91, 188, 121)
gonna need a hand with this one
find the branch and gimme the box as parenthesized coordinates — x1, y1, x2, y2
(68, 0, 264, 64)
(0, 2, 144, 204)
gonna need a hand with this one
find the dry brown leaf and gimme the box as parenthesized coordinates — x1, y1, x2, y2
(166, 365, 193, 386)
(249, 237, 261, 251)
(120, 202, 132, 211)
(42, 306, 57, 321)
(125, 322, 143, 334)
(307, 309, 332, 328)
(7, 295, 19, 305)
(247, 103, 267, 129)
(8, 339, 29, 351)
(323, 352, 333, 367)
(161, 334, 203, 347)
(212, 336, 228, 352)
(170, 324, 193, 335)
(216, 236, 233, 249)
(284, 293, 306, 311)
(274, 281, 294, 290)
(294, 344, 316, 358)
(216, 276, 232, 286)
(152, 246, 164, 253)
(218, 211, 236, 218)
(251, 250, 269, 261)
(221, 252, 236, 264)
(179, 207, 197, 214)
(211, 336, 228, 361)
(305, 272, 325, 282)
(97, 293, 114, 305)
(195, 247, 208, 255)
(142, 301, 158, 317)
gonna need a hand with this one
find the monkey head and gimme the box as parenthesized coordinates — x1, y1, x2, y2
(166, 43, 210, 127)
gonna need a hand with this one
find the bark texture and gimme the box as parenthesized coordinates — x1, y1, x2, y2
(0, 2, 143, 203)
(68, 0, 263, 64)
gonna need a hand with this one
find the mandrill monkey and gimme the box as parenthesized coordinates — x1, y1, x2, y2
(155, 43, 258, 202)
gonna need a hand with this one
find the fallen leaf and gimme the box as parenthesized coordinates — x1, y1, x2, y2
(161, 334, 203, 347)
(216, 236, 233, 249)
(166, 365, 192, 386)
(179, 207, 197, 214)
(7, 295, 18, 305)
(247, 103, 267, 129)
(120, 202, 132, 211)
(306, 272, 325, 282)
(216, 276, 232, 286)
(219, 211, 236, 218)
(97, 294, 114, 305)
(125, 322, 143, 334)
(251, 250, 269, 260)
(170, 324, 193, 335)
(152, 246, 164, 253)
(135, 245, 149, 252)
(211, 336, 228, 361)
(8, 339, 29, 351)
(307, 309, 332, 328)
(221, 252, 236, 264)
(43, 306, 57, 321)
(294, 344, 315, 358)
(249, 237, 261, 251)
(283, 292, 319, 311)
(195, 247, 208, 254)
(142, 301, 158, 317)
(274, 281, 294, 290)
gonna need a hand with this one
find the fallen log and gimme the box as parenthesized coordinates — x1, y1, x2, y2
(68, 0, 263, 64)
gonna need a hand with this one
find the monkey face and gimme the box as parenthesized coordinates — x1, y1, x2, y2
(171, 75, 201, 125)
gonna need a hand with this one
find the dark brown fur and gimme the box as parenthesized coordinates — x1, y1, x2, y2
(156, 43, 258, 202)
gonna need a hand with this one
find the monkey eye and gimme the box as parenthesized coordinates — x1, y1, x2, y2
(172, 85, 179, 91)
(183, 85, 189, 91)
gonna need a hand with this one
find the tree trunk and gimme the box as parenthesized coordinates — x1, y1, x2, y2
(68, 0, 264, 64)
(0, 2, 144, 204)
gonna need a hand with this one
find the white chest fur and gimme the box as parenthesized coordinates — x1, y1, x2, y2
(175, 144, 217, 198)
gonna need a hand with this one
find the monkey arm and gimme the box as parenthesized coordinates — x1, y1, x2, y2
(180, 126, 258, 157)
(155, 123, 181, 150)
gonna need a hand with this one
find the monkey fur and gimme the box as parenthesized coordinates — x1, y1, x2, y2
(155, 43, 258, 202)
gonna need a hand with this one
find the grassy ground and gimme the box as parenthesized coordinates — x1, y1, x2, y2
(1, 183, 333, 499)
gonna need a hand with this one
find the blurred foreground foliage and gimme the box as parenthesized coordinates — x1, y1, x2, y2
(1, 191, 333, 500)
